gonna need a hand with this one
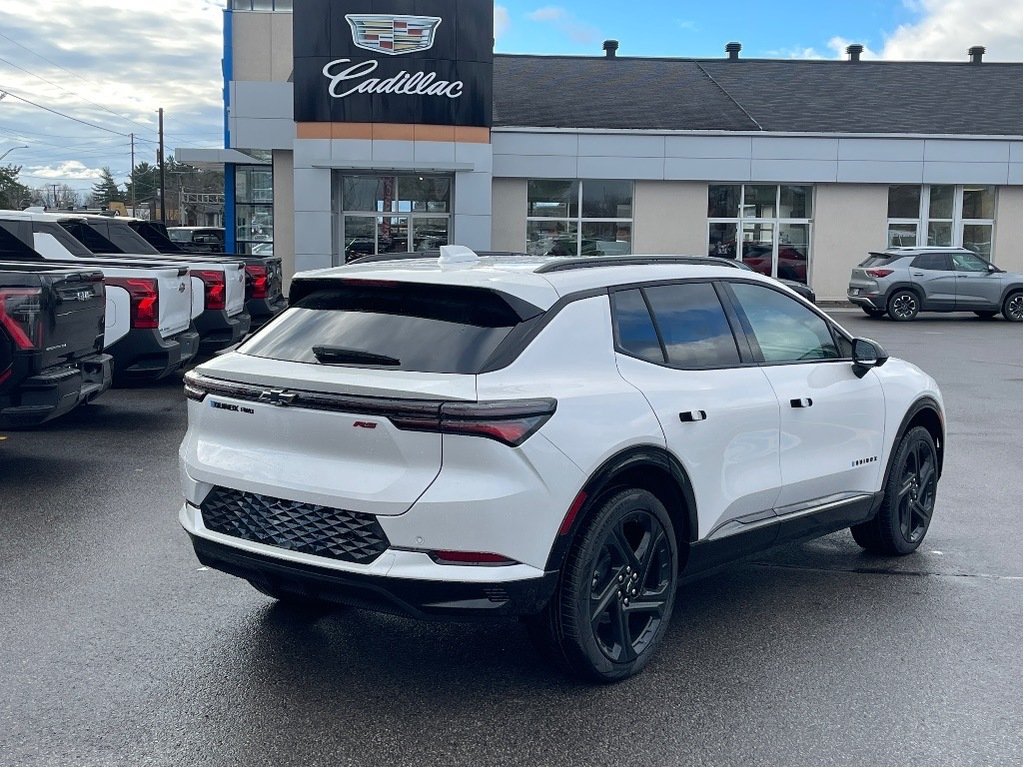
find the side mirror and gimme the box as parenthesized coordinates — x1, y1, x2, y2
(852, 337, 888, 377)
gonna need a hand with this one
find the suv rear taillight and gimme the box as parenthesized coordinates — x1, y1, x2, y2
(107, 277, 159, 329)
(0, 287, 43, 350)
(192, 270, 226, 310)
(865, 269, 894, 278)
(391, 398, 557, 447)
(245, 265, 268, 300)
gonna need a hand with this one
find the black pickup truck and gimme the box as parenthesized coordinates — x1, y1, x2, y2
(0, 263, 111, 428)
(97, 218, 285, 332)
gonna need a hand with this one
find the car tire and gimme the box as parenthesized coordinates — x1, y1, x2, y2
(887, 290, 920, 321)
(527, 488, 678, 683)
(1002, 291, 1022, 322)
(974, 311, 998, 319)
(861, 307, 886, 318)
(851, 426, 938, 555)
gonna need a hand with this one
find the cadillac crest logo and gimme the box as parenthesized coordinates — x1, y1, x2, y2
(345, 14, 442, 56)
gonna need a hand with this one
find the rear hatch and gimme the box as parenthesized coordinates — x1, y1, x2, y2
(183, 279, 542, 516)
(850, 253, 898, 292)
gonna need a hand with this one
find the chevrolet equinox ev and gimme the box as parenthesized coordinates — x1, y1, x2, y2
(180, 248, 945, 682)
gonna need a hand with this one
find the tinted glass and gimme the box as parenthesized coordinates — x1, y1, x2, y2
(887, 222, 918, 248)
(612, 289, 663, 363)
(59, 222, 120, 253)
(860, 255, 896, 267)
(644, 283, 740, 368)
(241, 284, 528, 374)
(528, 180, 577, 218)
(962, 223, 993, 260)
(743, 185, 776, 218)
(927, 221, 952, 246)
(106, 224, 161, 254)
(708, 185, 741, 218)
(962, 186, 995, 219)
(708, 222, 736, 258)
(730, 282, 840, 363)
(527, 220, 577, 256)
(911, 253, 951, 271)
(34, 222, 92, 257)
(929, 185, 954, 219)
(888, 185, 920, 218)
(779, 186, 812, 218)
(582, 180, 632, 218)
(581, 222, 631, 255)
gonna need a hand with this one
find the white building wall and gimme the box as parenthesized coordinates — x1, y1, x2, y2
(491, 178, 526, 252)
(811, 184, 889, 302)
(632, 181, 707, 255)
(231, 12, 292, 83)
(994, 186, 1023, 272)
(272, 150, 295, 295)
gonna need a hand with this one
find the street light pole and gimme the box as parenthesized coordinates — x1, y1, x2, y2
(0, 144, 28, 162)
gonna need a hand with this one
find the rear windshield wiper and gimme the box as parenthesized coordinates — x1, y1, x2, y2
(312, 345, 401, 367)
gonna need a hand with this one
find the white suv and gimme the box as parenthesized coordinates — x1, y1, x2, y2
(179, 248, 945, 682)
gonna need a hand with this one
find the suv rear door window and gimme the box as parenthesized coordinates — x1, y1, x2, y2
(911, 253, 952, 271)
(611, 289, 664, 364)
(643, 283, 740, 368)
(240, 281, 539, 374)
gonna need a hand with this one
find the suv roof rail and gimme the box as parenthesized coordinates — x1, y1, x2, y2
(344, 250, 528, 266)
(534, 254, 711, 274)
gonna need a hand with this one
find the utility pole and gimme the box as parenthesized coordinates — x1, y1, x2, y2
(130, 132, 135, 215)
(158, 107, 166, 223)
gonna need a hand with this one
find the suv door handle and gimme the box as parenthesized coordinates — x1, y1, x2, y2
(912, 272, 924, 276)
(679, 410, 707, 422)
(790, 398, 813, 408)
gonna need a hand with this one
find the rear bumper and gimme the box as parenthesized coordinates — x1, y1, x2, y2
(0, 353, 111, 428)
(847, 291, 886, 310)
(195, 310, 252, 354)
(190, 533, 558, 619)
(246, 296, 287, 333)
(108, 327, 201, 383)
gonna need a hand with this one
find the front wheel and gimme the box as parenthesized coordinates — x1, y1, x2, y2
(528, 489, 678, 682)
(1002, 291, 1022, 322)
(851, 426, 938, 555)
(887, 290, 919, 321)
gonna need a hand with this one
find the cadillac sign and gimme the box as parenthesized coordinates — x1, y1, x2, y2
(293, 0, 493, 127)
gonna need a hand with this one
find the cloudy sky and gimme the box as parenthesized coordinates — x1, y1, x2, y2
(0, 0, 1020, 196)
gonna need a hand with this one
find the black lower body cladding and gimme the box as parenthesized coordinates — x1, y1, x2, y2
(108, 327, 201, 385)
(194, 310, 252, 355)
(0, 353, 112, 428)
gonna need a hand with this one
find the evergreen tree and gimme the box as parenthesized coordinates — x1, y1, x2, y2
(90, 166, 124, 207)
(0, 164, 31, 209)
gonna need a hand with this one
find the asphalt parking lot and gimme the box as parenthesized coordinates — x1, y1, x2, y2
(1, 310, 1020, 766)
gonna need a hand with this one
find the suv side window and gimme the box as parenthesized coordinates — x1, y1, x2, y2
(611, 289, 664, 364)
(912, 253, 952, 271)
(729, 282, 841, 363)
(643, 282, 741, 368)
(952, 251, 990, 272)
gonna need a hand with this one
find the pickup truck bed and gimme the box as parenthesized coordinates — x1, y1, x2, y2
(0, 263, 111, 428)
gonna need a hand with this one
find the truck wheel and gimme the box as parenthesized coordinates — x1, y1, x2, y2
(887, 290, 919, 321)
(527, 488, 678, 682)
(851, 426, 938, 555)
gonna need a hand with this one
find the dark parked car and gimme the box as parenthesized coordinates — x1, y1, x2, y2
(167, 227, 225, 253)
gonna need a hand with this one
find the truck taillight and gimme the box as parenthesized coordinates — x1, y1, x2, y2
(192, 270, 226, 310)
(0, 287, 43, 350)
(245, 264, 268, 299)
(107, 277, 159, 329)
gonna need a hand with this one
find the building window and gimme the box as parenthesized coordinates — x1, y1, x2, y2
(235, 165, 273, 255)
(333, 174, 451, 264)
(887, 185, 996, 260)
(707, 184, 813, 285)
(526, 180, 633, 257)
(231, 0, 292, 10)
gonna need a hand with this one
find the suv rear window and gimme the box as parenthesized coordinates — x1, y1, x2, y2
(860, 254, 897, 267)
(240, 281, 539, 374)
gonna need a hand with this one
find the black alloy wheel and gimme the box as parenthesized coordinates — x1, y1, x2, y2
(887, 290, 920, 321)
(527, 488, 678, 682)
(851, 426, 938, 555)
(1003, 292, 1023, 322)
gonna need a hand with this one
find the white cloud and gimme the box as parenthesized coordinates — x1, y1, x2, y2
(22, 160, 106, 181)
(494, 5, 510, 39)
(527, 6, 567, 22)
(526, 5, 599, 46)
(677, 20, 697, 31)
(881, 0, 1023, 61)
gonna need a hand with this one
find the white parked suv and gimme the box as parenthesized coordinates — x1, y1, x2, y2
(179, 248, 945, 682)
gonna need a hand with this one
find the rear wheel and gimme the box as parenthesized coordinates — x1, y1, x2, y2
(527, 489, 678, 682)
(887, 290, 919, 321)
(851, 426, 938, 555)
(974, 310, 998, 319)
(861, 307, 885, 318)
(1002, 291, 1022, 322)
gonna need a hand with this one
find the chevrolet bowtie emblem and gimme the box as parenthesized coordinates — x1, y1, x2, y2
(258, 389, 298, 406)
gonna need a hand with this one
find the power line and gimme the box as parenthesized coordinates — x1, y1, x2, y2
(0, 86, 131, 137)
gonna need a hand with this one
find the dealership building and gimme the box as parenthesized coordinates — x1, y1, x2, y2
(179, 0, 1024, 300)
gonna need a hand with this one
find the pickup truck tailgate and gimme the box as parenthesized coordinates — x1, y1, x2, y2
(155, 267, 193, 338)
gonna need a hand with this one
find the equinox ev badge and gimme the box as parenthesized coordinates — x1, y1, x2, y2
(258, 389, 298, 406)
